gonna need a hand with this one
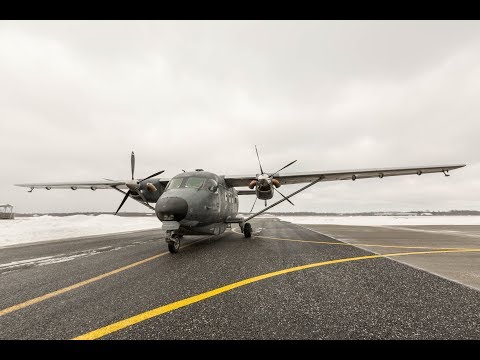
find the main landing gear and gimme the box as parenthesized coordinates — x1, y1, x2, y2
(166, 231, 183, 254)
(242, 222, 252, 238)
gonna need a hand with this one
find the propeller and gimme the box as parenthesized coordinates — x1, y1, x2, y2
(254, 145, 297, 179)
(269, 160, 297, 179)
(255, 145, 264, 174)
(250, 196, 257, 213)
(249, 145, 296, 211)
(131, 151, 135, 180)
(274, 187, 294, 206)
(115, 151, 165, 215)
(115, 190, 132, 215)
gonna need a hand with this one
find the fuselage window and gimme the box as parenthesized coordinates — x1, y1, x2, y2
(185, 177, 205, 189)
(166, 178, 183, 190)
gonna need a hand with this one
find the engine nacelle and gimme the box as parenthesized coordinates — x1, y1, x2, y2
(256, 187, 274, 200)
(254, 174, 274, 200)
(129, 179, 165, 203)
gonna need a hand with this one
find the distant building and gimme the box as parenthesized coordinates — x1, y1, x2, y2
(0, 204, 14, 220)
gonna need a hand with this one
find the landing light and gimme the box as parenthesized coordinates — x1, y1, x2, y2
(161, 214, 175, 221)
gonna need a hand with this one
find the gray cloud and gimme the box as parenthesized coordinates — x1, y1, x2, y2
(1, 20, 479, 213)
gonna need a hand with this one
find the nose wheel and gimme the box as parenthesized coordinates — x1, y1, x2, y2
(168, 241, 180, 254)
(166, 232, 183, 254)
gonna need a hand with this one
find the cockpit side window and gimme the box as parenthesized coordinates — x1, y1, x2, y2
(166, 178, 183, 190)
(185, 177, 205, 189)
(204, 178, 218, 192)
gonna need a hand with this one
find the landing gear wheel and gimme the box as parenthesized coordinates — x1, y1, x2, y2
(168, 240, 180, 254)
(167, 233, 181, 254)
(244, 222, 252, 238)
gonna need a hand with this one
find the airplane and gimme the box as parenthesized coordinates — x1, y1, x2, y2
(15, 147, 466, 254)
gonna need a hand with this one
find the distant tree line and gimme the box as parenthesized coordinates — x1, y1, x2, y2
(261, 210, 480, 216)
(16, 210, 480, 217)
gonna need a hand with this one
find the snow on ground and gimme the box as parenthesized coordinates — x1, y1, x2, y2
(275, 215, 480, 226)
(1, 214, 480, 248)
(0, 215, 162, 248)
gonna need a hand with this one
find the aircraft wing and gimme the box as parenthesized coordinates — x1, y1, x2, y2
(15, 180, 129, 190)
(14, 178, 171, 191)
(224, 164, 466, 188)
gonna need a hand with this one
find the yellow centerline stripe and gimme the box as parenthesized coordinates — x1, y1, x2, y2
(73, 248, 480, 340)
(255, 234, 471, 250)
(0, 239, 205, 317)
(231, 228, 471, 251)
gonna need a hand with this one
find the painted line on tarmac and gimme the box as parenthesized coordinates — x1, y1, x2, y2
(231, 228, 470, 251)
(0, 238, 208, 317)
(73, 247, 480, 340)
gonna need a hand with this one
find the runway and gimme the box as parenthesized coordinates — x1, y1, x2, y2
(0, 218, 479, 339)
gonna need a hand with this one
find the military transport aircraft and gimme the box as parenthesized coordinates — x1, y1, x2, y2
(15, 148, 465, 254)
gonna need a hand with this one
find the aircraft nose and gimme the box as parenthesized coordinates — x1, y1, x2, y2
(155, 197, 188, 221)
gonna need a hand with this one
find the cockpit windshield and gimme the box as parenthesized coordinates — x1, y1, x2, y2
(185, 177, 205, 189)
(166, 177, 206, 190)
(166, 178, 183, 190)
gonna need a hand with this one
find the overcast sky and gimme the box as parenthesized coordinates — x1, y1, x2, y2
(1, 20, 479, 214)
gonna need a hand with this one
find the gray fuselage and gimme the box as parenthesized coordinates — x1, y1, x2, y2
(154, 170, 239, 236)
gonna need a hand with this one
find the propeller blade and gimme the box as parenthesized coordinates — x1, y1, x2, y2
(250, 196, 257, 213)
(136, 188, 149, 204)
(140, 170, 165, 182)
(115, 190, 131, 215)
(131, 151, 135, 180)
(255, 145, 264, 174)
(274, 187, 294, 206)
(270, 160, 297, 178)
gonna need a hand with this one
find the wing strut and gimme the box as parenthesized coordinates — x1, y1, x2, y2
(243, 176, 324, 222)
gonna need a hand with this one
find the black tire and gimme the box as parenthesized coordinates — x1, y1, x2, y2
(168, 241, 180, 254)
(244, 222, 252, 238)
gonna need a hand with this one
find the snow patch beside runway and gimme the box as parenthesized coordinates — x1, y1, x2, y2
(0, 215, 161, 248)
(276, 215, 480, 226)
(1, 214, 479, 248)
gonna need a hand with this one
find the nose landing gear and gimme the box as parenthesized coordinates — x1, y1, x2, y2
(166, 231, 183, 254)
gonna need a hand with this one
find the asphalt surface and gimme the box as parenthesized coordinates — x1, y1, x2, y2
(305, 224, 480, 290)
(0, 218, 479, 339)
